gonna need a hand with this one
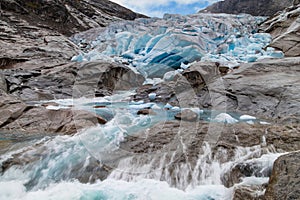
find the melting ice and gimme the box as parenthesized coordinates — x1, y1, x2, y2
(71, 13, 283, 78)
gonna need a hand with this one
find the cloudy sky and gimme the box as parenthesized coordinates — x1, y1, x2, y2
(110, 0, 222, 17)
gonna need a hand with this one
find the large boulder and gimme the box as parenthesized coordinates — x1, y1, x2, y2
(132, 62, 221, 106)
(260, 4, 300, 57)
(3, 61, 144, 101)
(264, 151, 300, 200)
(174, 109, 199, 122)
(0, 104, 107, 135)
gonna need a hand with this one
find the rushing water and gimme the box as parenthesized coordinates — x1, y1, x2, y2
(0, 91, 284, 200)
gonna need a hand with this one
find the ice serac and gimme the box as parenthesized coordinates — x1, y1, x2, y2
(72, 13, 283, 78)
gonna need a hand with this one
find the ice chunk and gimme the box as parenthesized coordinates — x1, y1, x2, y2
(171, 106, 180, 112)
(143, 78, 163, 85)
(240, 115, 256, 120)
(260, 121, 271, 125)
(164, 103, 173, 110)
(46, 105, 69, 110)
(163, 70, 180, 81)
(148, 93, 157, 101)
(129, 103, 155, 110)
(246, 121, 255, 125)
(268, 51, 284, 58)
(213, 113, 238, 124)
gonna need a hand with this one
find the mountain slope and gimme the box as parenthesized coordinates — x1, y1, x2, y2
(200, 0, 295, 16)
(260, 4, 300, 56)
(0, 0, 147, 36)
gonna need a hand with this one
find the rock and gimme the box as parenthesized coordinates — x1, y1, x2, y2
(132, 62, 220, 106)
(219, 66, 231, 74)
(0, 105, 107, 135)
(194, 57, 300, 120)
(0, 73, 7, 92)
(134, 57, 300, 121)
(260, 4, 300, 57)
(0, 94, 29, 128)
(222, 162, 272, 187)
(264, 152, 300, 200)
(0, 0, 146, 36)
(233, 185, 266, 200)
(174, 109, 198, 122)
(200, 0, 294, 16)
(119, 120, 300, 188)
(137, 109, 156, 115)
(3, 61, 144, 101)
(72, 61, 145, 99)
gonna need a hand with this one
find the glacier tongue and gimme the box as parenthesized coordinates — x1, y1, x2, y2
(71, 13, 283, 78)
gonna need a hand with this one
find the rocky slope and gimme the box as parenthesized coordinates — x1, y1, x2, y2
(260, 4, 300, 57)
(0, 0, 146, 36)
(133, 57, 300, 121)
(200, 0, 295, 16)
(0, 0, 145, 139)
(265, 151, 300, 200)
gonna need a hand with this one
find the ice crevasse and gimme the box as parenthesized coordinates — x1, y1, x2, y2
(71, 13, 284, 78)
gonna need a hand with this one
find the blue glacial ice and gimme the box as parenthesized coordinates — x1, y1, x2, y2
(71, 13, 284, 78)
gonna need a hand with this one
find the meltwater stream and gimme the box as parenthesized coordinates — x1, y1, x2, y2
(0, 91, 283, 200)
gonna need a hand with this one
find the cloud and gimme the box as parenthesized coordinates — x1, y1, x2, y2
(110, 0, 222, 17)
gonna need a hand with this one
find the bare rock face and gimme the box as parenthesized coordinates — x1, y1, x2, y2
(2, 61, 144, 101)
(264, 151, 300, 200)
(198, 57, 300, 120)
(119, 120, 300, 189)
(233, 185, 265, 200)
(200, 0, 294, 16)
(0, 0, 146, 36)
(0, 94, 107, 135)
(133, 58, 300, 120)
(260, 4, 300, 57)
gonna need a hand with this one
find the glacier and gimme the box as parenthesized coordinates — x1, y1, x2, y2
(71, 13, 284, 78)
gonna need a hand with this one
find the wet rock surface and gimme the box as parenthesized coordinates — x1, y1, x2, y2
(0, 102, 106, 136)
(264, 151, 300, 200)
(174, 109, 199, 121)
(121, 121, 300, 157)
(233, 185, 265, 200)
(119, 120, 300, 188)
